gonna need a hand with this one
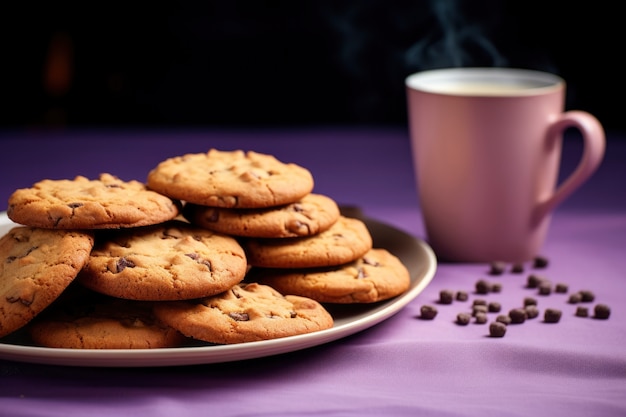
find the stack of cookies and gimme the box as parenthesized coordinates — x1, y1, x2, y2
(0, 149, 410, 349)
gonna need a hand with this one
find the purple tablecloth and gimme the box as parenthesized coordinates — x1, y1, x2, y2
(1, 127, 625, 416)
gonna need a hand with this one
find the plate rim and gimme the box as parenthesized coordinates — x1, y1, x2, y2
(0, 212, 436, 367)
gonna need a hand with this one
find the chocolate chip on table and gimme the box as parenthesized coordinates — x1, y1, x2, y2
(575, 306, 589, 317)
(496, 314, 512, 325)
(524, 297, 538, 307)
(488, 302, 501, 313)
(473, 299, 487, 306)
(544, 308, 562, 323)
(489, 261, 507, 275)
(510, 263, 525, 274)
(594, 304, 611, 320)
(439, 290, 455, 305)
(555, 283, 568, 293)
(474, 312, 488, 324)
(475, 279, 491, 294)
(489, 321, 507, 337)
(509, 308, 527, 324)
(524, 305, 539, 319)
(472, 305, 488, 316)
(568, 293, 583, 304)
(579, 290, 595, 303)
(491, 282, 502, 293)
(456, 313, 471, 325)
(538, 281, 552, 296)
(526, 274, 545, 289)
(420, 305, 438, 320)
(533, 255, 550, 269)
(456, 291, 469, 302)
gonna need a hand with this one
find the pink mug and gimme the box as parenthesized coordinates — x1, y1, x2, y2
(406, 67, 605, 263)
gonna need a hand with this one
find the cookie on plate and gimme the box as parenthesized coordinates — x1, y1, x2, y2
(183, 193, 340, 238)
(153, 282, 334, 344)
(7, 173, 180, 229)
(251, 249, 411, 303)
(78, 220, 247, 301)
(27, 293, 187, 349)
(146, 149, 314, 209)
(0, 226, 94, 338)
(243, 216, 373, 268)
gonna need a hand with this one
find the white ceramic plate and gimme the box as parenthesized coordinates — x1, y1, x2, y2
(0, 212, 436, 367)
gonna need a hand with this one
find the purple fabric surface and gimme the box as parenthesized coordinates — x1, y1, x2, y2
(1, 127, 625, 417)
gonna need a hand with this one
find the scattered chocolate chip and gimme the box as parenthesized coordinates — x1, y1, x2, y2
(568, 293, 583, 304)
(526, 274, 544, 288)
(488, 302, 502, 313)
(456, 313, 471, 325)
(475, 279, 491, 294)
(525, 305, 539, 319)
(594, 304, 611, 320)
(524, 297, 537, 307)
(472, 305, 488, 316)
(456, 291, 469, 301)
(511, 263, 525, 273)
(420, 305, 438, 320)
(496, 314, 512, 325)
(544, 308, 562, 323)
(489, 321, 507, 337)
(491, 282, 502, 293)
(473, 299, 487, 306)
(439, 290, 455, 305)
(533, 255, 549, 269)
(538, 281, 552, 296)
(509, 308, 527, 324)
(575, 306, 589, 317)
(555, 283, 568, 293)
(475, 312, 488, 324)
(489, 261, 506, 275)
(580, 290, 595, 302)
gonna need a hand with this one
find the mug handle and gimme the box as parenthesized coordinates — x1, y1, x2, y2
(533, 111, 606, 224)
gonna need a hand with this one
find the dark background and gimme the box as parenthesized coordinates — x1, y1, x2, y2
(1, 1, 623, 131)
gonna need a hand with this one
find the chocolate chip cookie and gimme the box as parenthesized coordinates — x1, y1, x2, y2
(7, 173, 180, 229)
(27, 293, 187, 349)
(183, 193, 340, 238)
(146, 149, 314, 208)
(251, 248, 411, 303)
(78, 220, 247, 301)
(153, 282, 334, 344)
(243, 216, 373, 268)
(0, 226, 94, 337)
